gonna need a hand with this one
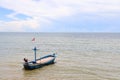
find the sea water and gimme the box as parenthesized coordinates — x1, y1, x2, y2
(0, 32, 120, 80)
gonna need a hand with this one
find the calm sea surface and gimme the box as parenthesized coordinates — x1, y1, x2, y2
(0, 32, 120, 80)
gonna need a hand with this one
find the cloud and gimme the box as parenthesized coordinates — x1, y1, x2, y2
(0, 0, 75, 18)
(0, 18, 39, 32)
(0, 0, 120, 32)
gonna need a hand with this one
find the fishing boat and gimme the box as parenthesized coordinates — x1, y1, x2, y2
(23, 47, 56, 70)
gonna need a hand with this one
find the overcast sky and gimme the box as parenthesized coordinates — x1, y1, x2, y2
(0, 0, 120, 32)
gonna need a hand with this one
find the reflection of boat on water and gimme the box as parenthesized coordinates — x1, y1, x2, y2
(23, 47, 56, 70)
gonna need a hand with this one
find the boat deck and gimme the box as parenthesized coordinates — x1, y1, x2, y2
(36, 57, 54, 64)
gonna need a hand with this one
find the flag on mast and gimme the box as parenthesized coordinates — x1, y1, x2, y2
(32, 37, 35, 41)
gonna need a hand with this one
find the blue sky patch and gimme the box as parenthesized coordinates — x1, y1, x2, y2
(0, 7, 14, 21)
(15, 13, 32, 20)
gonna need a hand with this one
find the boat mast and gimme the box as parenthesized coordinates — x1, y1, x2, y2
(33, 47, 37, 63)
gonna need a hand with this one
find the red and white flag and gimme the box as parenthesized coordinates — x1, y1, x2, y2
(32, 37, 35, 41)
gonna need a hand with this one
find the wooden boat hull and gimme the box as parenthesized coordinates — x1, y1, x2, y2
(23, 54, 56, 70)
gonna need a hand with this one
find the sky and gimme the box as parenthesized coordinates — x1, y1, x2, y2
(0, 0, 120, 32)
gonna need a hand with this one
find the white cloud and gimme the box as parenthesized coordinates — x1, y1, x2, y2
(0, 0, 120, 32)
(0, 18, 39, 32)
(6, 12, 19, 20)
